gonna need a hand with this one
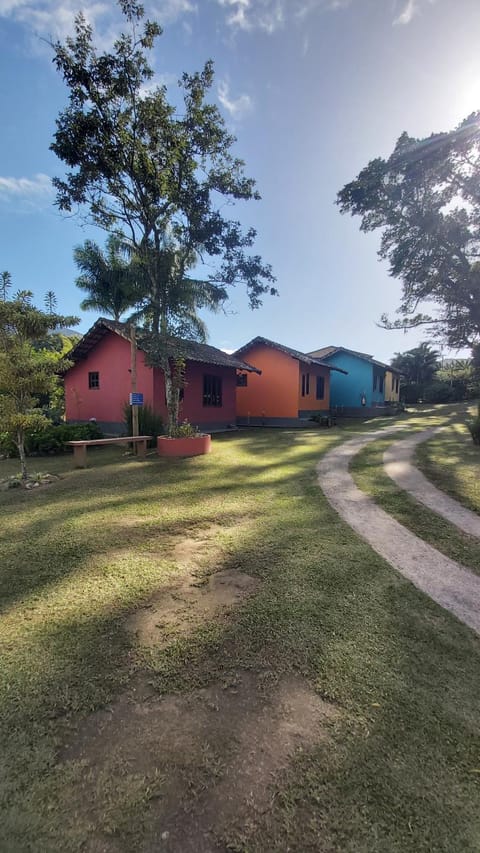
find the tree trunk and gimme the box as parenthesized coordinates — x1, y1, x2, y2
(161, 354, 179, 436)
(17, 429, 28, 481)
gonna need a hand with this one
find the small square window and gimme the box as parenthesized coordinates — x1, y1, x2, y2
(237, 373, 248, 387)
(88, 371, 100, 389)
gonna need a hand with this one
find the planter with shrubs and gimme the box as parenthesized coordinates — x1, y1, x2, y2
(157, 420, 211, 458)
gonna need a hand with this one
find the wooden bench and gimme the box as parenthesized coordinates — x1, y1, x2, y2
(66, 436, 153, 468)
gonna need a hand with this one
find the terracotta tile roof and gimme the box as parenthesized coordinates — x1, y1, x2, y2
(307, 345, 374, 361)
(308, 346, 401, 373)
(234, 337, 348, 374)
(68, 318, 261, 373)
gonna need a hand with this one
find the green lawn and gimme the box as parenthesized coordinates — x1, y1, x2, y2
(351, 435, 480, 576)
(416, 415, 480, 515)
(1, 411, 479, 852)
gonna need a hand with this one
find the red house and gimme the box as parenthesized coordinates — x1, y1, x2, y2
(64, 318, 259, 434)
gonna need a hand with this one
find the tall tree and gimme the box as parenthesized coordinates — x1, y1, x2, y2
(0, 271, 11, 301)
(0, 295, 78, 479)
(74, 234, 141, 322)
(50, 0, 275, 434)
(390, 342, 440, 385)
(44, 290, 58, 314)
(129, 237, 224, 341)
(337, 114, 480, 350)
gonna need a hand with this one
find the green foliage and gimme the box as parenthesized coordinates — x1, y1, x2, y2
(0, 271, 11, 301)
(123, 402, 164, 445)
(337, 116, 480, 349)
(74, 234, 143, 321)
(0, 422, 103, 457)
(50, 0, 275, 433)
(168, 419, 200, 438)
(0, 293, 78, 477)
(391, 343, 480, 404)
(391, 342, 440, 384)
(44, 291, 58, 314)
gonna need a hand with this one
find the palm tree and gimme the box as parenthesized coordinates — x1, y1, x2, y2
(74, 235, 141, 321)
(391, 342, 440, 385)
(130, 240, 226, 341)
(129, 237, 227, 434)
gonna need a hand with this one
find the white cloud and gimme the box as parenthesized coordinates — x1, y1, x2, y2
(0, 173, 53, 198)
(0, 0, 196, 41)
(394, 0, 416, 24)
(218, 79, 253, 119)
(393, 0, 437, 26)
(149, 0, 196, 24)
(218, 0, 285, 33)
(216, 0, 438, 33)
(218, 0, 251, 30)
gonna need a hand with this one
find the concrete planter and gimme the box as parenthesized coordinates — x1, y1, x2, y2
(157, 434, 211, 458)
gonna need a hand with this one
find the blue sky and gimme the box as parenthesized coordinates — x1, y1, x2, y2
(1, 0, 480, 361)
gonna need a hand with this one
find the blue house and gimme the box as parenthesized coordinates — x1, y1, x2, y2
(307, 346, 396, 415)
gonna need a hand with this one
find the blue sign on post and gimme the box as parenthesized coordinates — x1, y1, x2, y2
(129, 392, 144, 406)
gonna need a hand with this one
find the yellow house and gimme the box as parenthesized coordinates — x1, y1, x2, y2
(385, 367, 401, 402)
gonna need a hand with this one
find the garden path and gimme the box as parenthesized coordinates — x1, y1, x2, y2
(317, 427, 480, 637)
(383, 427, 480, 539)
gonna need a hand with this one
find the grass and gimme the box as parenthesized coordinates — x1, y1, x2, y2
(416, 417, 480, 515)
(1, 410, 479, 852)
(351, 434, 480, 576)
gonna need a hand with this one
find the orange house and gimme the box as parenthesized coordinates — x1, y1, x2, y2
(234, 337, 347, 426)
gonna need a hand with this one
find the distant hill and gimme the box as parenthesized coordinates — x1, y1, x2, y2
(53, 327, 81, 338)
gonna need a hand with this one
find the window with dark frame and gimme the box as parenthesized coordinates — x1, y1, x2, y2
(203, 374, 223, 407)
(316, 376, 325, 400)
(237, 373, 248, 387)
(379, 375, 384, 394)
(88, 371, 100, 389)
(301, 373, 310, 397)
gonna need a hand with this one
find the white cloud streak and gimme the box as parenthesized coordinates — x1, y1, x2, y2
(218, 79, 253, 118)
(0, 173, 53, 198)
(393, 0, 437, 26)
(218, 0, 285, 33)
(0, 0, 196, 41)
(0, 0, 439, 48)
(217, 0, 439, 33)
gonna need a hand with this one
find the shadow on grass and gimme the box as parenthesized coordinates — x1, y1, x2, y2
(2, 412, 479, 851)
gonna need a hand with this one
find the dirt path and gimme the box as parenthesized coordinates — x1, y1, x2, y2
(383, 427, 480, 539)
(317, 428, 480, 637)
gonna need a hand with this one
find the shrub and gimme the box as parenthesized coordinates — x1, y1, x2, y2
(0, 432, 16, 457)
(1, 422, 104, 457)
(169, 419, 200, 438)
(31, 422, 103, 454)
(123, 402, 164, 447)
(467, 404, 480, 446)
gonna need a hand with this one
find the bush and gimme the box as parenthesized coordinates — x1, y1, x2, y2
(0, 432, 16, 458)
(0, 422, 104, 457)
(31, 422, 104, 454)
(169, 419, 200, 438)
(123, 402, 164, 447)
(467, 404, 480, 446)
